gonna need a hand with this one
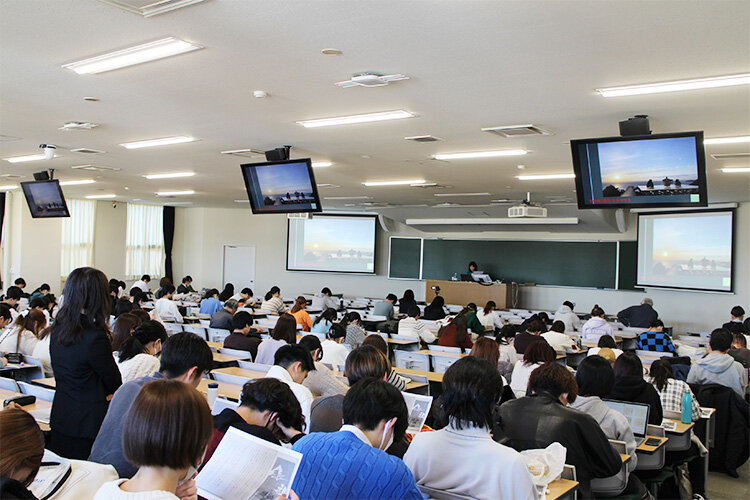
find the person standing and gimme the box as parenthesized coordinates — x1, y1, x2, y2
(616, 298, 658, 328)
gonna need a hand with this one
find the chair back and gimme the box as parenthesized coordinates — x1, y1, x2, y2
(237, 361, 272, 373)
(211, 371, 251, 386)
(207, 328, 231, 343)
(0, 377, 19, 392)
(591, 440, 628, 496)
(211, 396, 237, 416)
(636, 424, 666, 470)
(393, 350, 429, 372)
(18, 381, 55, 402)
(163, 322, 184, 335)
(16, 356, 45, 381)
(428, 345, 461, 353)
(183, 324, 208, 340)
(433, 356, 458, 374)
(219, 347, 252, 359)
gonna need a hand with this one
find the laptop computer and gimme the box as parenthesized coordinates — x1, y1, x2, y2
(460, 274, 474, 282)
(603, 399, 650, 446)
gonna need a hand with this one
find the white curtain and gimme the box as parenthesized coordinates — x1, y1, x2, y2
(60, 199, 96, 277)
(125, 203, 164, 279)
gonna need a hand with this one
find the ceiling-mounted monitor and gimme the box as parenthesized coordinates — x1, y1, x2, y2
(240, 158, 322, 214)
(20, 180, 70, 218)
(571, 131, 707, 209)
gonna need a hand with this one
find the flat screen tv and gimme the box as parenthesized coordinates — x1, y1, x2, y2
(20, 180, 70, 218)
(287, 214, 376, 274)
(240, 158, 322, 214)
(571, 131, 707, 209)
(637, 209, 734, 292)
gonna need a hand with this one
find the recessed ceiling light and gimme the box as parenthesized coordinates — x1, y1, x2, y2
(156, 190, 195, 196)
(433, 149, 527, 160)
(433, 192, 491, 197)
(297, 110, 414, 128)
(321, 48, 343, 55)
(144, 172, 195, 179)
(59, 179, 96, 186)
(596, 73, 750, 97)
(517, 164, 526, 170)
(120, 136, 198, 149)
(721, 167, 750, 173)
(0, 185, 19, 190)
(324, 196, 372, 200)
(3, 153, 58, 163)
(363, 179, 426, 186)
(517, 173, 576, 180)
(62, 37, 203, 74)
(234, 199, 250, 203)
(86, 194, 116, 199)
(311, 161, 333, 168)
(704, 136, 750, 145)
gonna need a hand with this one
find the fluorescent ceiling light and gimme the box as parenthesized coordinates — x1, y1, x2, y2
(4, 153, 58, 163)
(433, 149, 526, 160)
(363, 179, 426, 187)
(59, 179, 96, 186)
(86, 194, 116, 199)
(721, 167, 750, 173)
(597, 73, 750, 97)
(234, 199, 250, 203)
(311, 161, 333, 168)
(0, 185, 18, 190)
(62, 37, 203, 75)
(144, 172, 195, 179)
(324, 196, 372, 200)
(517, 173, 576, 180)
(120, 136, 197, 149)
(297, 110, 414, 128)
(156, 190, 195, 196)
(704, 135, 750, 145)
(434, 192, 491, 197)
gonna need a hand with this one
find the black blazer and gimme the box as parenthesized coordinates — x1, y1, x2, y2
(50, 328, 122, 439)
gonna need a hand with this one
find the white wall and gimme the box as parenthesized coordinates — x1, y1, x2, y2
(92, 200, 127, 280)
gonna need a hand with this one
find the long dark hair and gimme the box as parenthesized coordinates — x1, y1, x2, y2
(649, 359, 674, 392)
(400, 289, 415, 304)
(264, 286, 281, 301)
(313, 308, 337, 327)
(426, 296, 445, 310)
(451, 314, 468, 344)
(111, 313, 143, 352)
(118, 320, 167, 363)
(271, 313, 297, 344)
(52, 267, 111, 346)
(9, 311, 46, 351)
(483, 300, 496, 315)
(218, 283, 234, 302)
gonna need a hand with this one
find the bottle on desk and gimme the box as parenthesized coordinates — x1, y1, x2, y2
(681, 390, 692, 424)
(207, 382, 219, 409)
(451, 273, 459, 281)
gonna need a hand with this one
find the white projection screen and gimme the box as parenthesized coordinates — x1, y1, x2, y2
(287, 214, 376, 274)
(637, 210, 734, 292)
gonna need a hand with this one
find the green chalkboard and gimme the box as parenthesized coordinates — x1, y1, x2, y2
(388, 237, 422, 279)
(617, 241, 640, 290)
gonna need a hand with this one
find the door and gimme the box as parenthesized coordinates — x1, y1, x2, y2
(222, 245, 256, 292)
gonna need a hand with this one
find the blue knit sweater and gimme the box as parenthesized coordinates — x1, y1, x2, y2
(292, 430, 424, 500)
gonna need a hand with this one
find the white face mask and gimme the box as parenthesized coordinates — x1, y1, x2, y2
(378, 418, 395, 451)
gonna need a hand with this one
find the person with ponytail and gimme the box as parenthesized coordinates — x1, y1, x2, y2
(311, 308, 337, 335)
(290, 296, 313, 332)
(581, 304, 614, 341)
(260, 286, 287, 315)
(0, 310, 45, 356)
(320, 323, 350, 368)
(116, 320, 168, 383)
(342, 311, 366, 348)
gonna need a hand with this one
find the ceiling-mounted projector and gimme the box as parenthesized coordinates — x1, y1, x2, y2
(508, 192, 548, 218)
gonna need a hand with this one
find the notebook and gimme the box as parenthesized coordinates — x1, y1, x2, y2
(603, 399, 650, 446)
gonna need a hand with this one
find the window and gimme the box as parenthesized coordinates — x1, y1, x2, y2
(125, 203, 164, 279)
(61, 199, 96, 277)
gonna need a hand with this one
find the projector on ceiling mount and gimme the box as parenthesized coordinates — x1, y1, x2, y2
(507, 192, 548, 218)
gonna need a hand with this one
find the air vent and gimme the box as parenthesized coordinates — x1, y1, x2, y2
(71, 164, 121, 172)
(60, 121, 99, 131)
(316, 184, 340, 189)
(220, 148, 265, 158)
(710, 153, 750, 160)
(70, 148, 106, 154)
(0, 174, 24, 179)
(404, 135, 442, 142)
(482, 124, 553, 137)
(96, 0, 206, 17)
(411, 183, 452, 189)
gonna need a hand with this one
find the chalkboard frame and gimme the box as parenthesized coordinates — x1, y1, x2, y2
(387, 237, 424, 280)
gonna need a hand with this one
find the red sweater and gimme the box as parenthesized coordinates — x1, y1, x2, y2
(437, 323, 473, 351)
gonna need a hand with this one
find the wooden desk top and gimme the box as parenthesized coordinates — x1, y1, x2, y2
(198, 378, 241, 400)
(414, 349, 467, 359)
(699, 407, 716, 419)
(0, 388, 52, 430)
(387, 338, 420, 345)
(620, 453, 631, 463)
(212, 352, 249, 363)
(395, 367, 445, 383)
(213, 367, 270, 380)
(546, 478, 578, 500)
(32, 377, 56, 388)
(664, 419, 694, 434)
(207, 341, 223, 350)
(636, 435, 668, 453)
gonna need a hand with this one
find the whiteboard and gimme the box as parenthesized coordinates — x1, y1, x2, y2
(222, 245, 256, 292)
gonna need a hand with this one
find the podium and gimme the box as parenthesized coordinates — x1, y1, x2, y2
(425, 280, 512, 309)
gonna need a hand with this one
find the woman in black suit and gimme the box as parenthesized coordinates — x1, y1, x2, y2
(49, 267, 122, 459)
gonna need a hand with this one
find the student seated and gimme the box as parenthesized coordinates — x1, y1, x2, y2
(205, 378, 305, 463)
(29, 283, 50, 303)
(114, 297, 134, 318)
(476, 300, 504, 331)
(320, 324, 350, 367)
(541, 320, 577, 352)
(116, 321, 168, 383)
(729, 332, 750, 367)
(519, 313, 548, 334)
(289, 296, 313, 332)
(496, 362, 622, 499)
(93, 380, 212, 500)
(587, 334, 623, 359)
(398, 289, 417, 315)
(298, 335, 348, 397)
(311, 287, 339, 311)
(687, 328, 748, 397)
(0, 309, 45, 356)
(230, 287, 256, 306)
(372, 293, 398, 320)
(255, 313, 297, 365)
(292, 378, 422, 500)
(404, 357, 537, 499)
(264, 344, 315, 426)
(153, 285, 182, 323)
(495, 324, 518, 381)
(509, 340, 556, 398)
(310, 308, 337, 335)
(0, 406, 45, 499)
(397, 305, 435, 344)
(616, 297, 658, 328)
(132, 275, 151, 294)
(421, 295, 446, 321)
(722, 305, 749, 336)
(199, 288, 222, 317)
(2, 286, 22, 321)
(464, 303, 486, 335)
(31, 326, 53, 377)
(513, 318, 547, 355)
(635, 319, 676, 355)
(341, 311, 365, 348)
(608, 352, 663, 425)
(260, 286, 286, 315)
(111, 313, 142, 352)
(176, 275, 194, 294)
(361, 335, 409, 391)
(153, 277, 171, 300)
(209, 299, 238, 331)
(217, 283, 234, 303)
(553, 300, 582, 331)
(469, 337, 507, 395)
(437, 313, 473, 351)
(581, 304, 614, 341)
(223, 311, 263, 360)
(90, 332, 213, 477)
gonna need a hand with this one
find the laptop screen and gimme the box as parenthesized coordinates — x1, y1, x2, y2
(603, 399, 650, 436)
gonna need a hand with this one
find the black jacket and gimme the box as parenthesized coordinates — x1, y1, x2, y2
(616, 304, 658, 328)
(0, 478, 36, 499)
(50, 328, 122, 440)
(608, 375, 663, 425)
(722, 320, 749, 336)
(421, 306, 446, 321)
(513, 332, 548, 355)
(398, 298, 417, 315)
(223, 332, 263, 360)
(495, 392, 622, 499)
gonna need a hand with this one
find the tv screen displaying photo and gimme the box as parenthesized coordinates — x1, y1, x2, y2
(571, 131, 707, 209)
(240, 159, 322, 214)
(20, 180, 70, 218)
(637, 210, 734, 292)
